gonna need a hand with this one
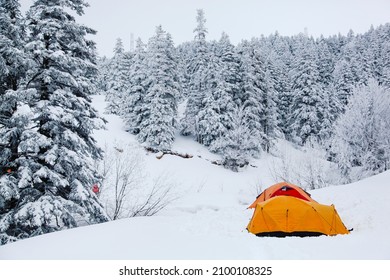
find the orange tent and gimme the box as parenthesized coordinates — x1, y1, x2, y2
(248, 182, 316, 209)
(247, 182, 349, 237)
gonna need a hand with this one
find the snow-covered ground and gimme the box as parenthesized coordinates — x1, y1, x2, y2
(0, 95, 389, 260)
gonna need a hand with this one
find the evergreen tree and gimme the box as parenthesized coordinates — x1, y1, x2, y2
(270, 35, 293, 138)
(122, 38, 147, 134)
(215, 32, 242, 106)
(216, 108, 253, 171)
(289, 37, 324, 145)
(262, 53, 279, 152)
(105, 38, 131, 115)
(333, 58, 355, 106)
(95, 56, 111, 94)
(196, 36, 239, 151)
(339, 40, 362, 86)
(376, 24, 390, 88)
(181, 9, 208, 137)
(319, 85, 343, 141)
(0, 0, 28, 138)
(0, 0, 30, 244)
(0, 0, 108, 244)
(0, 0, 27, 95)
(137, 26, 180, 150)
(317, 37, 335, 86)
(176, 42, 192, 100)
(380, 41, 390, 88)
(237, 40, 265, 157)
(197, 50, 235, 149)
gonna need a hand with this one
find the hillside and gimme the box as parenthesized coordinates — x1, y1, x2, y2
(0, 95, 389, 260)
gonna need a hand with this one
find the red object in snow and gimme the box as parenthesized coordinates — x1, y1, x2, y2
(92, 184, 100, 194)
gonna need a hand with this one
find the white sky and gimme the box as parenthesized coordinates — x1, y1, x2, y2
(20, 0, 390, 57)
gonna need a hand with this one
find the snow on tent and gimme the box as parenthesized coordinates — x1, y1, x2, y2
(247, 182, 349, 237)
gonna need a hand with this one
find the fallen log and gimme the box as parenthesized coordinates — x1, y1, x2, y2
(144, 147, 193, 160)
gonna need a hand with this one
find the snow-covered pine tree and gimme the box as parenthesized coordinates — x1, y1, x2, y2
(339, 40, 363, 86)
(318, 85, 343, 142)
(289, 36, 325, 145)
(122, 38, 147, 135)
(105, 38, 129, 115)
(237, 40, 265, 157)
(117, 51, 133, 114)
(216, 107, 253, 171)
(267, 34, 292, 139)
(0, 0, 109, 244)
(333, 58, 355, 106)
(362, 26, 382, 80)
(216, 32, 242, 106)
(137, 26, 180, 150)
(196, 50, 229, 148)
(262, 52, 280, 152)
(0, 0, 27, 95)
(181, 9, 208, 137)
(196, 36, 239, 152)
(376, 24, 390, 88)
(0, 0, 27, 168)
(0, 0, 29, 244)
(95, 56, 111, 94)
(317, 37, 335, 87)
(315, 38, 342, 141)
(380, 41, 390, 89)
(330, 79, 390, 182)
(176, 41, 192, 100)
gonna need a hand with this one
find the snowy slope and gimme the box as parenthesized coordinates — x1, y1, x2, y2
(0, 95, 389, 260)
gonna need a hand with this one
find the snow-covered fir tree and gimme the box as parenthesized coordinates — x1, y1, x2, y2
(196, 36, 240, 152)
(215, 32, 242, 106)
(0, 0, 29, 244)
(0, 0, 27, 170)
(122, 38, 148, 135)
(196, 50, 232, 148)
(317, 37, 335, 87)
(380, 41, 390, 88)
(319, 85, 343, 141)
(0, 0, 27, 95)
(137, 26, 180, 150)
(176, 41, 193, 99)
(264, 34, 292, 139)
(289, 36, 325, 145)
(262, 52, 280, 152)
(333, 58, 355, 106)
(0, 0, 109, 244)
(105, 38, 130, 115)
(181, 9, 209, 137)
(215, 108, 254, 171)
(237, 40, 265, 157)
(95, 56, 111, 94)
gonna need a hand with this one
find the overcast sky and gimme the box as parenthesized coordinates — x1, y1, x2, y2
(20, 0, 390, 57)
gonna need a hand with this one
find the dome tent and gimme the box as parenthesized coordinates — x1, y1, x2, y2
(247, 182, 349, 237)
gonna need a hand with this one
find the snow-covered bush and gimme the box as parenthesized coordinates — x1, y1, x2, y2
(96, 142, 176, 220)
(329, 79, 390, 183)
